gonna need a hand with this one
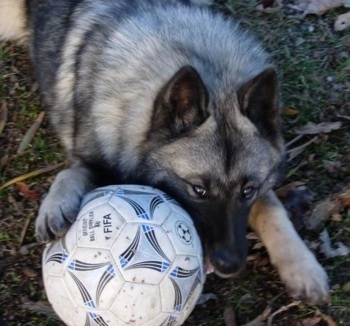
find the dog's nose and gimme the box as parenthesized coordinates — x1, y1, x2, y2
(210, 249, 244, 277)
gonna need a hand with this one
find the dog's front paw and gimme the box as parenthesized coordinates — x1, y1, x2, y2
(35, 188, 83, 242)
(276, 251, 330, 305)
(35, 167, 94, 242)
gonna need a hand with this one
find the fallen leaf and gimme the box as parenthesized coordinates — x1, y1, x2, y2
(307, 197, 341, 229)
(301, 316, 322, 326)
(335, 12, 350, 31)
(306, 187, 350, 229)
(0, 100, 8, 135)
(283, 107, 299, 116)
(295, 121, 342, 135)
(338, 190, 350, 207)
(276, 181, 305, 198)
(196, 293, 218, 305)
(15, 181, 41, 201)
(224, 307, 236, 326)
(331, 213, 343, 222)
(343, 281, 350, 292)
(296, 0, 347, 15)
(319, 228, 350, 258)
(320, 313, 338, 326)
(23, 267, 38, 278)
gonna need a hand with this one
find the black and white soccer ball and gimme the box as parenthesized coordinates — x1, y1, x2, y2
(42, 185, 206, 326)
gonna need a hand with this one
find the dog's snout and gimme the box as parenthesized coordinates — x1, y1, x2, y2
(210, 249, 244, 278)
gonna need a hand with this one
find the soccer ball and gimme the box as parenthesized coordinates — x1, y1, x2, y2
(42, 185, 206, 326)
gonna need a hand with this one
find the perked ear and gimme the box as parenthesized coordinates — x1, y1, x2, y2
(152, 66, 209, 137)
(238, 68, 282, 146)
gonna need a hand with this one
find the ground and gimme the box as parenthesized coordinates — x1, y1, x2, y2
(0, 1, 349, 325)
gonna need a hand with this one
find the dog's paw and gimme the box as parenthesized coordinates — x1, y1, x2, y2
(35, 188, 83, 242)
(276, 251, 330, 305)
(35, 167, 94, 243)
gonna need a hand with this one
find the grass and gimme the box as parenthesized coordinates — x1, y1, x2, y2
(0, 1, 349, 325)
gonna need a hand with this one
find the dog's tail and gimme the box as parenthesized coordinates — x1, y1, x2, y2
(0, 0, 28, 43)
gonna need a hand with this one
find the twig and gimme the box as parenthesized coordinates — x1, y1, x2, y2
(286, 136, 318, 161)
(267, 301, 301, 326)
(0, 150, 30, 171)
(18, 242, 42, 255)
(285, 134, 303, 148)
(17, 111, 45, 153)
(0, 162, 66, 191)
(18, 215, 32, 248)
(0, 100, 8, 135)
(242, 306, 272, 326)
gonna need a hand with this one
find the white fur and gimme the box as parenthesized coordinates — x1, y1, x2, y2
(0, 0, 28, 42)
(249, 191, 330, 305)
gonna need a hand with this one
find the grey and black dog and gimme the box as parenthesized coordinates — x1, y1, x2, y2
(0, 0, 329, 305)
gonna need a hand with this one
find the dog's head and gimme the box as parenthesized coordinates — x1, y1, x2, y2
(138, 65, 285, 278)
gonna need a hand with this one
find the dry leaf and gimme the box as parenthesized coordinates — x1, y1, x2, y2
(224, 307, 236, 326)
(335, 12, 350, 31)
(306, 187, 350, 229)
(15, 181, 41, 201)
(319, 312, 338, 326)
(319, 228, 350, 258)
(22, 267, 39, 278)
(0, 100, 8, 135)
(338, 190, 350, 207)
(301, 316, 322, 326)
(276, 181, 306, 197)
(295, 121, 342, 135)
(283, 107, 299, 116)
(296, 0, 347, 15)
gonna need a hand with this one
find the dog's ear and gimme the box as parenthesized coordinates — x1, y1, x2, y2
(153, 65, 209, 136)
(238, 68, 283, 148)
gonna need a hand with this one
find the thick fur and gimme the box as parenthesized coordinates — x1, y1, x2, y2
(0, 0, 329, 305)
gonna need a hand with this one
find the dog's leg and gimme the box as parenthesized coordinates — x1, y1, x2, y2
(249, 190, 329, 305)
(35, 165, 95, 242)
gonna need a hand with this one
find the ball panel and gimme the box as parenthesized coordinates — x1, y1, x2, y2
(143, 312, 181, 326)
(79, 187, 114, 213)
(43, 239, 72, 277)
(75, 203, 126, 249)
(111, 223, 175, 284)
(71, 307, 124, 326)
(159, 255, 205, 315)
(43, 275, 76, 324)
(64, 248, 124, 310)
(162, 212, 203, 257)
(107, 186, 172, 225)
(110, 282, 162, 325)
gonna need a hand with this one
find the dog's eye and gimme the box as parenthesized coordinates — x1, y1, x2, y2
(193, 185, 207, 197)
(242, 185, 256, 199)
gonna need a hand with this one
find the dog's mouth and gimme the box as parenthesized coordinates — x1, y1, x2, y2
(204, 256, 239, 279)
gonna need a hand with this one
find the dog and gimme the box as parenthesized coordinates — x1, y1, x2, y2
(0, 0, 329, 305)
